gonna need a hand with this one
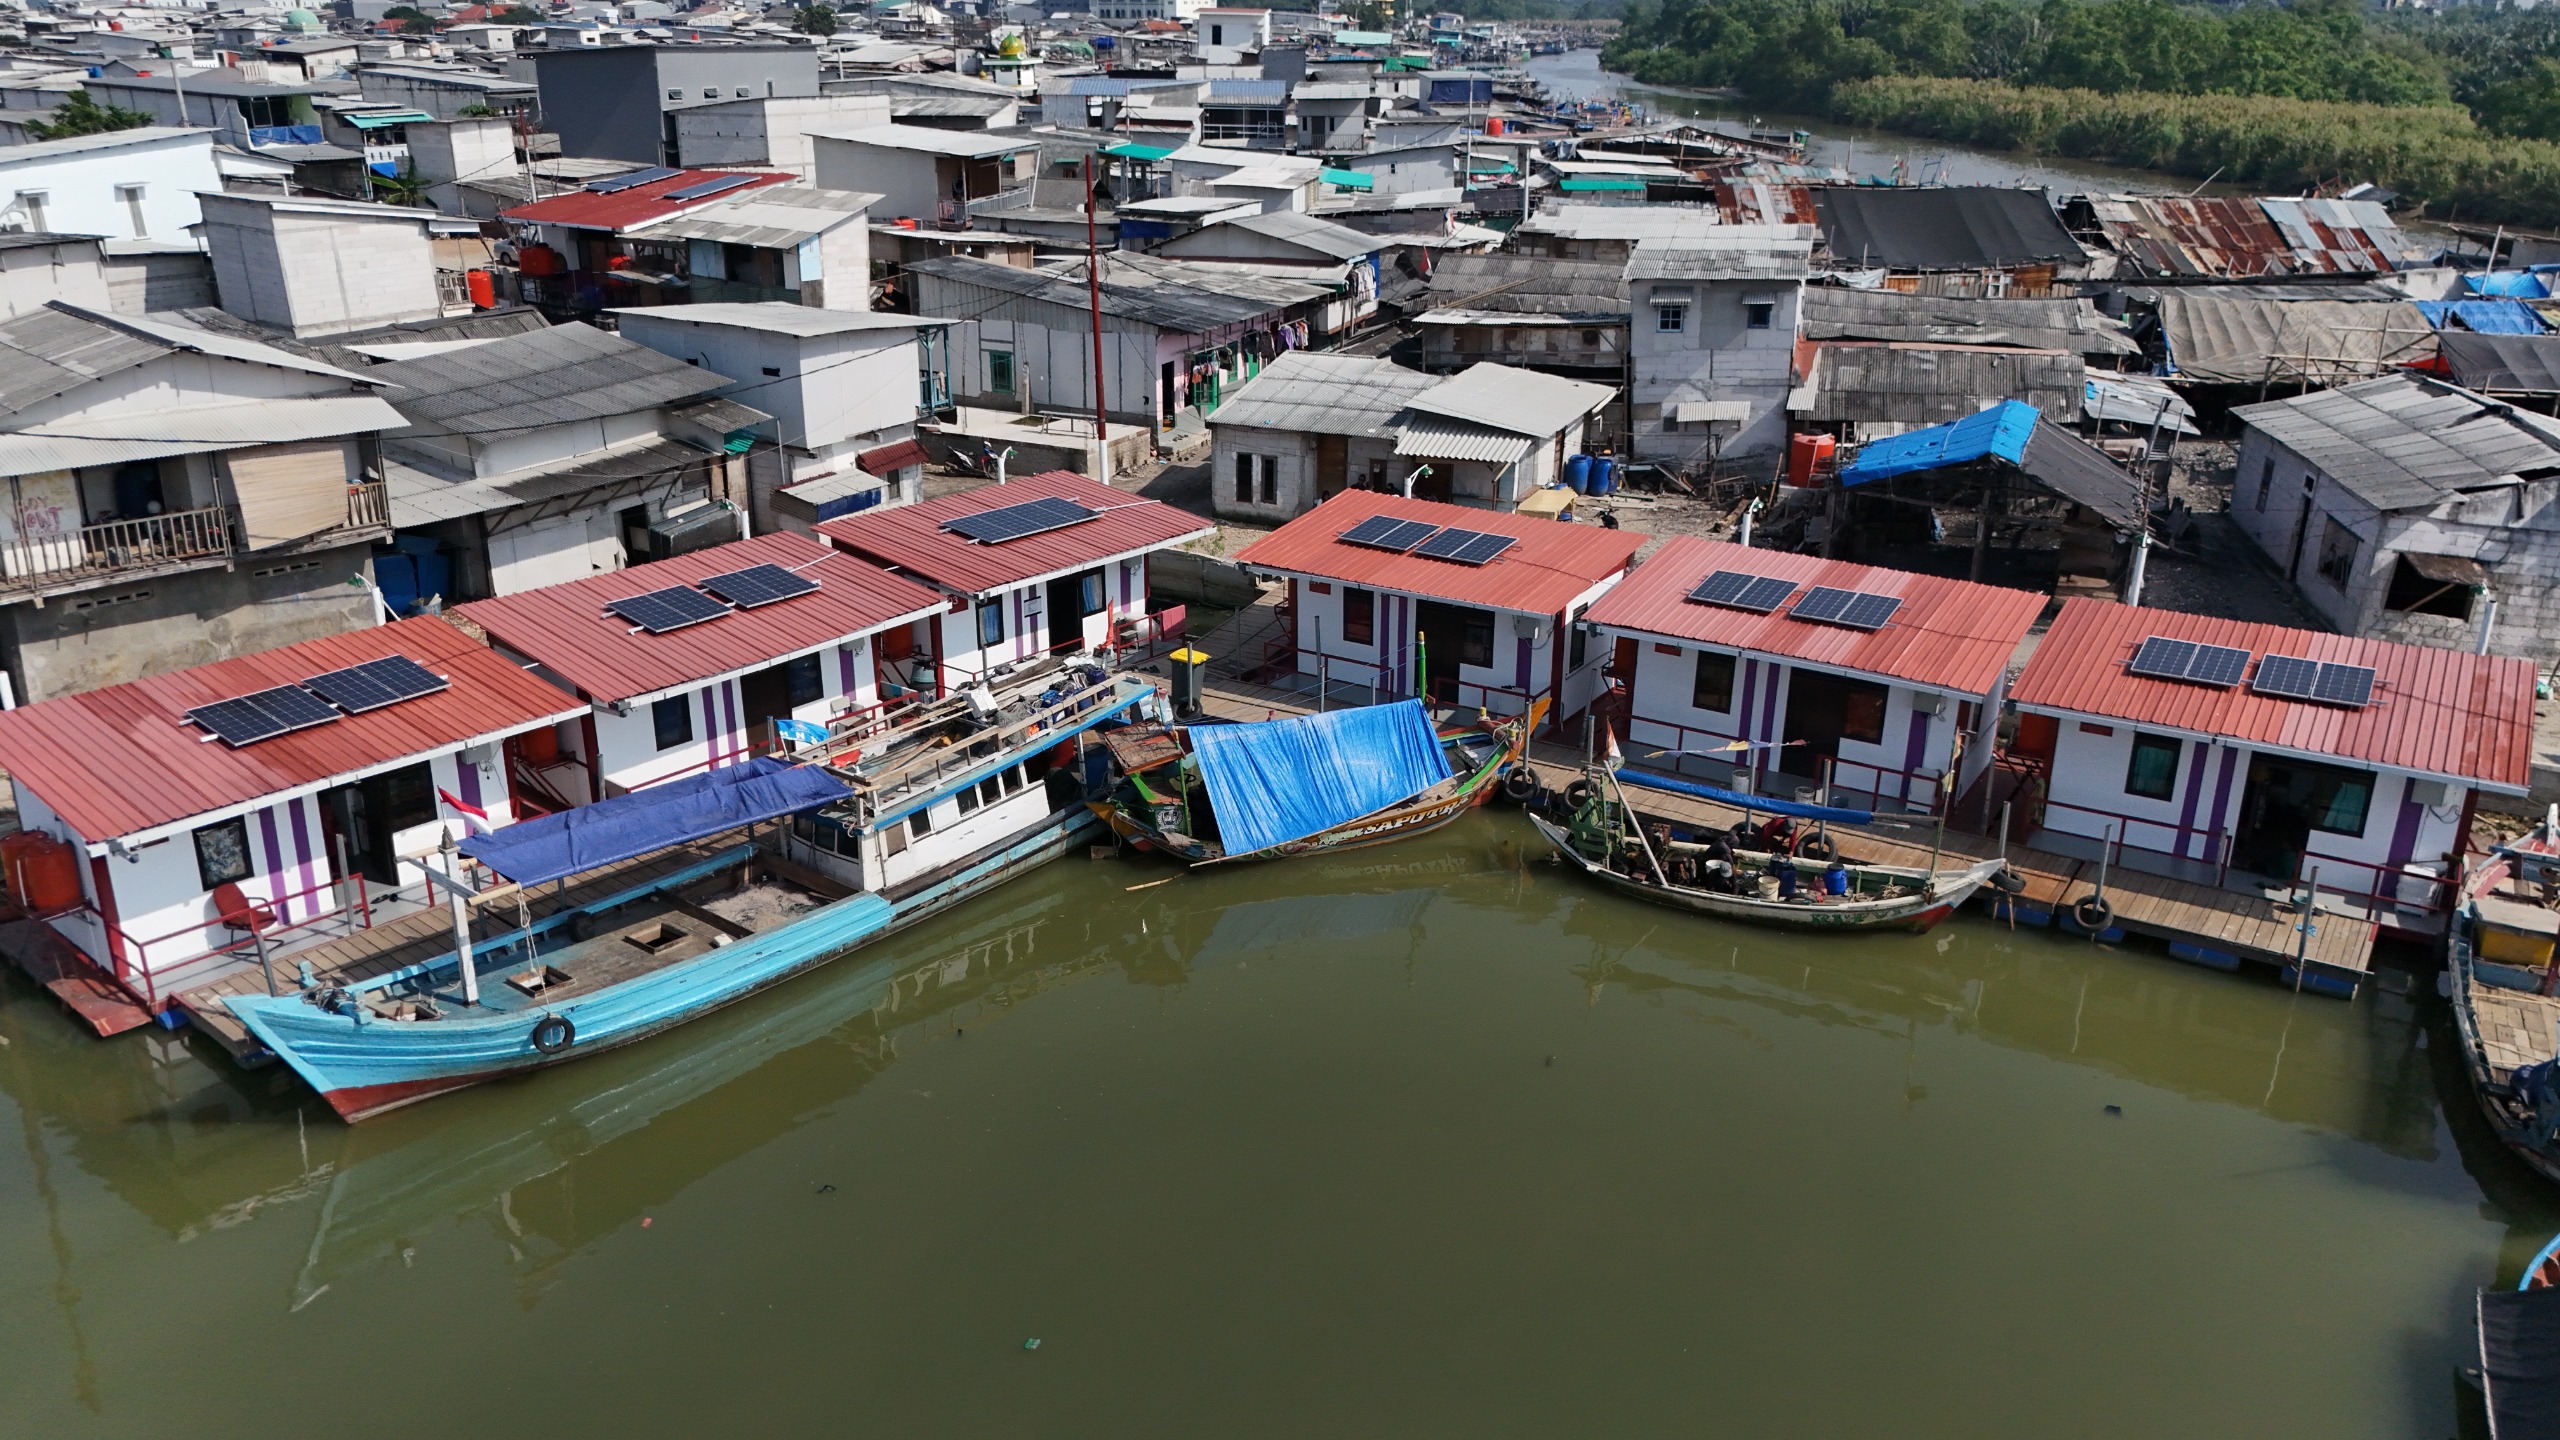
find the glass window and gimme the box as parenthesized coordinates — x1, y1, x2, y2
(1002, 764, 1025, 794)
(1341, 586, 1374, 646)
(2316, 516, 2359, 590)
(1654, 302, 1687, 333)
(2125, 733, 2181, 801)
(1692, 651, 1734, 712)
(910, 805, 934, 838)
(957, 785, 981, 814)
(374, 762, 435, 833)
(1839, 679, 1889, 745)
(980, 776, 1004, 806)
(1744, 301, 1775, 330)
(1077, 570, 1106, 616)
(783, 653, 823, 708)
(1458, 608, 1495, 669)
(653, 695, 693, 751)
(977, 598, 1005, 649)
(2311, 767, 2375, 836)
(193, 817, 252, 890)
(987, 349, 1014, 394)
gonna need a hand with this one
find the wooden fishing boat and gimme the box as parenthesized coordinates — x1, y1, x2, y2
(227, 664, 1158, 1122)
(1091, 699, 1541, 866)
(1528, 775, 2008, 934)
(2446, 819, 2560, 1188)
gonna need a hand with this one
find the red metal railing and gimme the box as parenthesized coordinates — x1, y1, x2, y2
(2034, 794, 2456, 921)
(65, 870, 379, 1012)
(1621, 711, 1952, 814)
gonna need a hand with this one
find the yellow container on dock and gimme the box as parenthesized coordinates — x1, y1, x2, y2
(2477, 895, 2560, 968)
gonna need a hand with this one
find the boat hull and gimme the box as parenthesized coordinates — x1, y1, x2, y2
(1529, 814, 1999, 933)
(231, 809, 1102, 1122)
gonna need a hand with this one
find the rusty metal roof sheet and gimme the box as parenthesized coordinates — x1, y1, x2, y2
(2009, 598, 2535, 791)
(1235, 490, 1646, 616)
(1581, 536, 2042, 696)
(2083, 194, 2423, 278)
(0, 617, 586, 843)
(818, 471, 1214, 598)
(456, 530, 944, 706)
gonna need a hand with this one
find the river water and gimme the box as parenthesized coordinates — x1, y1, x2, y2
(0, 810, 2548, 1436)
(1524, 49, 2226, 195)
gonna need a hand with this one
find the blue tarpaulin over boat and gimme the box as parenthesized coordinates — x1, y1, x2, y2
(2415, 299, 2551, 335)
(1614, 766, 1876, 825)
(1838, 400, 2037, 485)
(460, 758, 853, 888)
(1188, 700, 1453, 857)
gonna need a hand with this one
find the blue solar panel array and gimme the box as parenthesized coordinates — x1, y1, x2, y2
(587, 166, 681, 194)
(1339, 515, 1441, 553)
(663, 174, 758, 202)
(943, 496, 1102, 545)
(2126, 636, 2250, 688)
(188, 686, 342, 747)
(607, 586, 732, 634)
(699, 563, 819, 609)
(2251, 654, 2322, 700)
(1687, 570, 1797, 613)
(1412, 527, 1516, 567)
(1790, 586, 1902, 631)
(304, 656, 449, 714)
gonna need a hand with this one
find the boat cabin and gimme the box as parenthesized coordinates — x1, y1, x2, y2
(817, 471, 1212, 696)
(456, 531, 945, 805)
(0, 618, 585, 1012)
(1581, 538, 2043, 814)
(2006, 597, 2536, 933)
(1233, 491, 1646, 722)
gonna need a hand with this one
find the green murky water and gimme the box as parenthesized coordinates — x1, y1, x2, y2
(0, 811, 2546, 1437)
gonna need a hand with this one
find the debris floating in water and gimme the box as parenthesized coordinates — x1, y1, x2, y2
(1023, 1338, 1042, 1351)
(2103, 1105, 2123, 1116)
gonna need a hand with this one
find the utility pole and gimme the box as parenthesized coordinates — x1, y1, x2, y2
(1083, 154, 1111, 484)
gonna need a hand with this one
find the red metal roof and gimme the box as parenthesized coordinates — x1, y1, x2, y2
(2011, 598, 2536, 790)
(1581, 537, 2043, 696)
(0, 618, 585, 843)
(1235, 490, 1648, 617)
(455, 531, 944, 705)
(817, 471, 1214, 597)
(856, 438, 931, 476)
(499, 169, 792, 233)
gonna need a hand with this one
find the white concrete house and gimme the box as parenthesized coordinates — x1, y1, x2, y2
(0, 127, 222, 246)
(200, 191, 478, 338)
(1208, 351, 1435, 524)
(458, 531, 944, 803)
(0, 233, 112, 319)
(671, 93, 893, 180)
(1625, 231, 1814, 468)
(1390, 362, 1614, 511)
(808, 124, 1037, 226)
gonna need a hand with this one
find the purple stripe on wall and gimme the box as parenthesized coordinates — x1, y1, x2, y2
(2382, 783, 2427, 906)
(257, 808, 287, 924)
(1015, 588, 1028, 659)
(1901, 708, 1929, 807)
(457, 753, 483, 813)
(2206, 748, 2241, 861)
(701, 686, 722, 770)
(1737, 660, 1760, 746)
(2172, 741, 2208, 859)
(287, 799, 314, 923)
(721, 682, 740, 764)
(1120, 560, 1133, 611)
(1759, 665, 1781, 749)
(839, 642, 858, 700)
(1514, 635, 1532, 693)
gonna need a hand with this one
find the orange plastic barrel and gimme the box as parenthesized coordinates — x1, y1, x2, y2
(1786, 433, 1836, 488)
(518, 726, 561, 765)
(14, 834, 80, 917)
(466, 269, 496, 309)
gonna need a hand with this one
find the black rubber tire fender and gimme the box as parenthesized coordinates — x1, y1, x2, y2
(1501, 765, 1537, 804)
(2073, 895, 2114, 932)
(1796, 834, 1839, 862)
(531, 1014, 575, 1055)
(1989, 867, 2028, 895)
(1561, 779, 1593, 813)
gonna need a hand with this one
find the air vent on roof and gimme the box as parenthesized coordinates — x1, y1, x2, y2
(942, 496, 1102, 545)
(1790, 586, 1901, 631)
(699, 563, 818, 609)
(2255, 654, 2375, 708)
(1686, 569, 1796, 613)
(303, 656, 449, 715)
(1338, 514, 1440, 553)
(2126, 636, 2250, 688)
(1413, 527, 1515, 566)
(188, 686, 342, 747)
(586, 166, 681, 194)
(606, 586, 732, 634)
(663, 174, 757, 202)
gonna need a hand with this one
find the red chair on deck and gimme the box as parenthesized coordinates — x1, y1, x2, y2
(211, 882, 275, 938)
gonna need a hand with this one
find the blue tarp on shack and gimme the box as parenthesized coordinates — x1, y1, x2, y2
(460, 757, 853, 888)
(1838, 400, 2038, 485)
(1188, 699, 1452, 857)
(2464, 269, 2555, 299)
(2415, 299, 2551, 335)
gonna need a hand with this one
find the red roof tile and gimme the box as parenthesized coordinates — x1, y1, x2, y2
(2011, 598, 2536, 790)
(455, 531, 944, 706)
(818, 471, 1214, 597)
(0, 618, 585, 843)
(1234, 491, 1647, 617)
(1580, 537, 2044, 696)
(499, 168, 791, 233)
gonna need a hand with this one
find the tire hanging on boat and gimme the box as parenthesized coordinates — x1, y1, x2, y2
(531, 1014, 575, 1054)
(2072, 895, 2114, 932)
(1796, 834, 1839, 862)
(1561, 779, 1592, 813)
(1989, 867, 2027, 895)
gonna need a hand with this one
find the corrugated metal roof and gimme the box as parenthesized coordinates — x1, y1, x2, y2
(0, 394, 406, 476)
(458, 530, 942, 705)
(1210, 352, 1436, 438)
(371, 322, 733, 436)
(0, 302, 373, 422)
(1403, 361, 1613, 439)
(1199, 210, 1385, 261)
(1235, 490, 1646, 616)
(808, 123, 1038, 159)
(1392, 416, 1532, 463)
(2153, 292, 2436, 385)
(905, 252, 1327, 334)
(0, 617, 586, 843)
(818, 470, 1213, 597)
(499, 168, 792, 233)
(2435, 332, 2560, 396)
(1800, 286, 2137, 356)
(1582, 536, 2042, 695)
(2009, 597, 2535, 791)
(641, 184, 883, 248)
(2230, 374, 2560, 511)
(1417, 254, 1628, 319)
(1807, 343, 2083, 427)
(1626, 233, 1813, 279)
(613, 303, 942, 338)
(0, 125, 210, 162)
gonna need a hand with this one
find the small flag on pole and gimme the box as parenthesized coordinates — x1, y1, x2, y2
(438, 788, 491, 836)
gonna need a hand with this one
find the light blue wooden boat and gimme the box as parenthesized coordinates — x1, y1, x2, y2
(231, 668, 1155, 1121)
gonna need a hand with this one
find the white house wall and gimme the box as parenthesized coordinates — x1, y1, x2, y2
(924, 557, 1147, 689)
(1617, 640, 1967, 811)
(1286, 573, 1610, 718)
(584, 634, 880, 793)
(1628, 273, 1800, 465)
(0, 131, 220, 245)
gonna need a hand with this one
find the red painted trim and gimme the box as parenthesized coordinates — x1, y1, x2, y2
(323, 1069, 513, 1122)
(88, 854, 125, 972)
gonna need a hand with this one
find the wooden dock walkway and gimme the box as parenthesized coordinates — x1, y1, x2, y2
(1185, 668, 2379, 993)
(176, 841, 736, 1064)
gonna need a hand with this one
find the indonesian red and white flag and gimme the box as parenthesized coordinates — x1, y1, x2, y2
(1602, 726, 1622, 771)
(438, 788, 492, 836)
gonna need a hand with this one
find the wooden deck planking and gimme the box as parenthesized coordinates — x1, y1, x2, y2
(2474, 986, 2560, 1079)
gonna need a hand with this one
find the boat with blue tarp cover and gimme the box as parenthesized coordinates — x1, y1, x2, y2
(1090, 698, 1541, 865)
(230, 661, 1158, 1121)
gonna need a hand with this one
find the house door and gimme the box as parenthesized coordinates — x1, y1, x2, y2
(1414, 600, 1490, 705)
(1780, 669, 1888, 783)
(1316, 435, 1348, 499)
(2231, 756, 2375, 882)
(322, 761, 437, 887)
(1160, 360, 1176, 424)
(738, 655, 821, 750)
(1048, 568, 1101, 651)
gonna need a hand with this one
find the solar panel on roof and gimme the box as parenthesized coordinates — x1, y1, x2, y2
(2252, 654, 2322, 700)
(1411, 527, 1516, 566)
(2186, 644, 2250, 689)
(2126, 636, 2199, 680)
(698, 563, 819, 609)
(1790, 587, 1855, 624)
(1338, 515, 1441, 553)
(942, 496, 1103, 545)
(188, 686, 342, 747)
(663, 174, 758, 202)
(606, 586, 732, 634)
(1833, 593, 1902, 631)
(2311, 662, 2376, 708)
(1686, 569, 1795, 613)
(303, 655, 450, 714)
(586, 166, 680, 194)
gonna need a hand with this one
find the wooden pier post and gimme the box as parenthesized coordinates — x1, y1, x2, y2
(439, 835, 480, 1008)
